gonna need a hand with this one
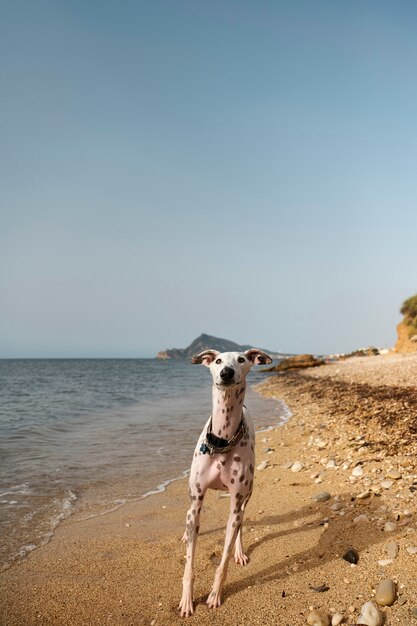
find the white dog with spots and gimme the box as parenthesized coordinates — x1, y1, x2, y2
(178, 348, 273, 617)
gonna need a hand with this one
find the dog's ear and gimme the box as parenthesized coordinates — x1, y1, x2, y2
(244, 349, 273, 365)
(191, 350, 219, 366)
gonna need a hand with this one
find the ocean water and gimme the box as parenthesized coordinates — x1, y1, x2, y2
(0, 359, 287, 568)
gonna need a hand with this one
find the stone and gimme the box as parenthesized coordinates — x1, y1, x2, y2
(375, 578, 396, 606)
(270, 354, 325, 372)
(385, 542, 399, 559)
(307, 609, 330, 626)
(331, 502, 344, 512)
(352, 465, 364, 477)
(406, 546, 417, 555)
(291, 461, 304, 473)
(343, 548, 359, 564)
(412, 607, 417, 618)
(353, 514, 369, 524)
(381, 480, 394, 489)
(331, 614, 344, 626)
(312, 491, 331, 502)
(357, 601, 383, 625)
(357, 490, 371, 499)
(383, 521, 397, 532)
(326, 459, 337, 469)
(386, 470, 402, 480)
(256, 460, 269, 471)
(377, 559, 393, 566)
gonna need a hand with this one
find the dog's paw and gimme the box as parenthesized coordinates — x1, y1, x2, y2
(206, 589, 222, 609)
(234, 552, 249, 566)
(178, 596, 194, 617)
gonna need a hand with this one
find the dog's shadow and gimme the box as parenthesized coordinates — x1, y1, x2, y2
(193, 494, 398, 607)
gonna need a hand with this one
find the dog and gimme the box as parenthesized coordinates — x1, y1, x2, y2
(178, 348, 273, 617)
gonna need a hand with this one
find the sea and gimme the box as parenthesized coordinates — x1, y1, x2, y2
(0, 358, 288, 569)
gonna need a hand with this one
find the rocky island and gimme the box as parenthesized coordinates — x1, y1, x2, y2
(156, 332, 283, 359)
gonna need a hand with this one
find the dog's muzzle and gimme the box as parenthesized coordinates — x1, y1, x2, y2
(219, 366, 235, 384)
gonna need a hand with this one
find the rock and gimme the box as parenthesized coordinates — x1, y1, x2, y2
(357, 490, 371, 500)
(353, 514, 369, 524)
(377, 559, 393, 566)
(406, 546, 417, 555)
(331, 614, 344, 626)
(307, 609, 330, 626)
(310, 584, 330, 592)
(386, 470, 402, 480)
(326, 459, 337, 469)
(331, 502, 344, 512)
(343, 548, 359, 564)
(352, 465, 364, 477)
(375, 578, 396, 606)
(383, 521, 397, 532)
(312, 491, 331, 502)
(269, 354, 325, 372)
(291, 461, 304, 473)
(385, 542, 399, 559)
(381, 480, 394, 489)
(256, 460, 269, 471)
(357, 600, 383, 625)
(412, 607, 417, 618)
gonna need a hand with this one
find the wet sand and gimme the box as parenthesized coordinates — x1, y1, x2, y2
(1, 353, 417, 626)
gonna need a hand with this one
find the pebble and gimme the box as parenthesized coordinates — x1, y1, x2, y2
(256, 460, 269, 471)
(375, 578, 396, 606)
(291, 461, 304, 473)
(377, 559, 393, 567)
(312, 491, 331, 502)
(352, 465, 364, 477)
(412, 607, 417, 618)
(357, 490, 371, 499)
(331, 502, 344, 512)
(386, 470, 402, 480)
(326, 459, 337, 469)
(343, 548, 359, 564)
(357, 600, 383, 626)
(353, 514, 369, 524)
(383, 521, 397, 532)
(381, 480, 394, 489)
(306, 609, 330, 626)
(406, 546, 417, 555)
(385, 542, 399, 559)
(331, 614, 344, 626)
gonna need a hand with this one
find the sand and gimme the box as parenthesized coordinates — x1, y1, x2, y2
(1, 353, 417, 626)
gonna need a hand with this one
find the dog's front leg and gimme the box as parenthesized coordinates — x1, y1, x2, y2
(207, 493, 244, 609)
(178, 487, 205, 617)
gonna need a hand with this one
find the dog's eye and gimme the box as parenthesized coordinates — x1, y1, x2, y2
(215, 358, 222, 364)
(238, 357, 245, 363)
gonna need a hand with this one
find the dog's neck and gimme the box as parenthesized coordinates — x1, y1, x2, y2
(211, 382, 246, 440)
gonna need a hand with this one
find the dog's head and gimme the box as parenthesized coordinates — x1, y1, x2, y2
(191, 349, 272, 387)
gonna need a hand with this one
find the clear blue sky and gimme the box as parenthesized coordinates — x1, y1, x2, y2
(1, 1, 417, 357)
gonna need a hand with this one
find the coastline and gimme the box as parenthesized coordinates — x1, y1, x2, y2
(1, 353, 417, 626)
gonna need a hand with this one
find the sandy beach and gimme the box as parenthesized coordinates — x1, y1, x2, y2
(1, 353, 417, 626)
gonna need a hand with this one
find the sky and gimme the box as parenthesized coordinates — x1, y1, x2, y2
(1, 1, 417, 358)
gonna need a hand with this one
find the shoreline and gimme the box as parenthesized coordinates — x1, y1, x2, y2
(1, 353, 417, 625)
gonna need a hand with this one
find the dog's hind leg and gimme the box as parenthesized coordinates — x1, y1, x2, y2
(207, 492, 245, 609)
(234, 495, 251, 565)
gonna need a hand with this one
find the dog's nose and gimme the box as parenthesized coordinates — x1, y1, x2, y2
(220, 367, 235, 382)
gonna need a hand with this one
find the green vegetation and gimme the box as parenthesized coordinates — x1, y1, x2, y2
(400, 293, 417, 338)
